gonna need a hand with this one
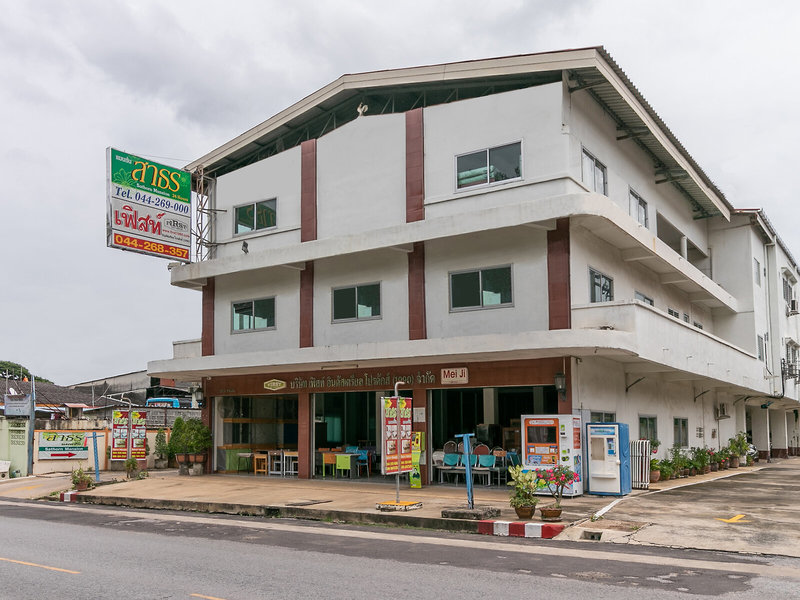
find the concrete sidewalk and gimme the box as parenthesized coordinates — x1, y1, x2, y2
(68, 461, 767, 536)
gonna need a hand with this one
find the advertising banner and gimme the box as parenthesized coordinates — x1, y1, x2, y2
(106, 147, 192, 262)
(381, 396, 413, 475)
(111, 410, 148, 460)
(38, 431, 89, 460)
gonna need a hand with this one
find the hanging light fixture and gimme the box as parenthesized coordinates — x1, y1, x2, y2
(554, 371, 567, 399)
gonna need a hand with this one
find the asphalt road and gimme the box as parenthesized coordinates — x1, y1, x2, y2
(1, 499, 800, 599)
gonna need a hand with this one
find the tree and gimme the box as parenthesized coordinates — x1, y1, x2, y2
(0, 361, 53, 384)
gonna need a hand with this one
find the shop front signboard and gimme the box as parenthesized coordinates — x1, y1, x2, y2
(38, 431, 89, 460)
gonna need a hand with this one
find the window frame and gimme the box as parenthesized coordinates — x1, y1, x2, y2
(667, 308, 680, 319)
(634, 291, 654, 306)
(754, 258, 761, 286)
(455, 141, 523, 191)
(639, 415, 657, 443)
(581, 148, 608, 195)
(757, 334, 765, 362)
(629, 188, 648, 228)
(673, 417, 689, 448)
(590, 411, 616, 423)
(783, 275, 793, 304)
(449, 265, 514, 312)
(331, 282, 382, 323)
(231, 297, 276, 333)
(589, 267, 614, 303)
(233, 198, 277, 236)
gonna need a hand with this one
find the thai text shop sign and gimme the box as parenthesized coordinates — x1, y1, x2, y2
(106, 147, 192, 262)
(38, 431, 89, 460)
(111, 410, 148, 460)
(381, 397, 413, 475)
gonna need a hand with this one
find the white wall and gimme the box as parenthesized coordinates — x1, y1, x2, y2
(425, 228, 548, 339)
(213, 146, 302, 257)
(423, 82, 569, 218)
(214, 268, 300, 354)
(316, 113, 406, 240)
(313, 250, 409, 347)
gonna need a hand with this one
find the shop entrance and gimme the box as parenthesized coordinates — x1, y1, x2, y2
(313, 392, 379, 477)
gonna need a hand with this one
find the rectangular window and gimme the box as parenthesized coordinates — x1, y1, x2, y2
(754, 258, 761, 286)
(450, 266, 513, 310)
(582, 149, 607, 195)
(590, 411, 616, 423)
(674, 418, 689, 447)
(683, 313, 690, 323)
(639, 416, 657, 442)
(757, 335, 765, 361)
(630, 189, 648, 228)
(693, 321, 703, 330)
(232, 297, 276, 331)
(634, 291, 654, 306)
(332, 283, 381, 321)
(783, 275, 793, 303)
(589, 268, 613, 303)
(456, 142, 521, 189)
(668, 308, 680, 318)
(235, 199, 277, 235)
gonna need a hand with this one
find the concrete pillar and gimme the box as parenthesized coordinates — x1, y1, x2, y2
(789, 409, 800, 455)
(680, 236, 688, 260)
(750, 407, 770, 461)
(770, 408, 789, 458)
(482, 388, 499, 425)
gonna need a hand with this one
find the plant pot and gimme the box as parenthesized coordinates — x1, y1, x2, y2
(689, 467, 697, 476)
(176, 453, 189, 464)
(514, 506, 536, 520)
(710, 462, 718, 471)
(154, 459, 168, 470)
(539, 506, 563, 522)
(191, 453, 207, 464)
(649, 470, 661, 483)
(703, 466, 711, 474)
(74, 481, 89, 492)
(730, 456, 739, 468)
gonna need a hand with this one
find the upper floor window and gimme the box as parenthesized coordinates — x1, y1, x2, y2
(757, 334, 765, 362)
(591, 411, 616, 423)
(693, 321, 704, 330)
(630, 189, 648, 227)
(783, 275, 793, 303)
(582, 149, 607, 195)
(634, 291, 654, 306)
(456, 142, 521, 189)
(754, 258, 761, 286)
(333, 283, 381, 322)
(589, 268, 613, 303)
(235, 199, 276, 235)
(673, 418, 689, 447)
(232, 297, 276, 332)
(450, 266, 513, 310)
(668, 308, 680, 319)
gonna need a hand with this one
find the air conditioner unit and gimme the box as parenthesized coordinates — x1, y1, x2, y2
(790, 299, 799, 315)
(715, 403, 730, 420)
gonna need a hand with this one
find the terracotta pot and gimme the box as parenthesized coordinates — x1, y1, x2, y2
(539, 506, 563, 521)
(75, 481, 89, 492)
(176, 453, 189, 464)
(191, 453, 207, 464)
(514, 505, 536, 520)
(730, 456, 739, 468)
(649, 470, 661, 483)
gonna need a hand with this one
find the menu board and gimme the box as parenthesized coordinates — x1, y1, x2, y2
(381, 397, 412, 475)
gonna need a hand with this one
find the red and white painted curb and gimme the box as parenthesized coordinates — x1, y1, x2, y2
(478, 520, 565, 539)
(59, 491, 78, 502)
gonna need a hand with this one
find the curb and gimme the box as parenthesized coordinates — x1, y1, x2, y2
(478, 519, 565, 539)
(60, 491, 78, 502)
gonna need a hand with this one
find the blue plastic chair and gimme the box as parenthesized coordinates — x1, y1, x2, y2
(473, 454, 496, 486)
(439, 453, 460, 483)
(356, 449, 370, 477)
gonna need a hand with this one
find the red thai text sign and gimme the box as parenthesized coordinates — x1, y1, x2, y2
(381, 397, 413, 475)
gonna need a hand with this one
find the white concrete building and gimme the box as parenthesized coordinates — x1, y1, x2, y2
(149, 47, 800, 480)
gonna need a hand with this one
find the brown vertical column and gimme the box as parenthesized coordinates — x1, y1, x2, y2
(301, 139, 318, 242)
(405, 108, 424, 223)
(299, 262, 314, 348)
(408, 242, 427, 340)
(558, 362, 573, 414)
(547, 218, 571, 330)
(201, 277, 215, 356)
(298, 392, 311, 479)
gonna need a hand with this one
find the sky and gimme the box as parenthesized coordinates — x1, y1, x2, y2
(2, 1, 799, 385)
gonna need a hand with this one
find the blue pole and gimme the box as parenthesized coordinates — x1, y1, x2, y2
(455, 433, 475, 509)
(91, 432, 100, 483)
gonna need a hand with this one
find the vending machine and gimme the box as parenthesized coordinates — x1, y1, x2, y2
(520, 414, 583, 497)
(585, 422, 631, 495)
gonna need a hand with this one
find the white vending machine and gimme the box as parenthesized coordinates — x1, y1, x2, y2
(520, 414, 583, 497)
(585, 422, 631, 495)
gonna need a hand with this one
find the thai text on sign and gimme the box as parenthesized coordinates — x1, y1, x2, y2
(381, 397, 413, 475)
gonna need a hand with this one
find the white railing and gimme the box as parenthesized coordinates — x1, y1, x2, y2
(630, 439, 651, 490)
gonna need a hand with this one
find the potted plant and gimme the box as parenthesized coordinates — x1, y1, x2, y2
(186, 418, 213, 465)
(728, 432, 748, 468)
(124, 457, 139, 479)
(649, 458, 661, 483)
(169, 417, 191, 466)
(535, 463, 578, 521)
(507, 465, 542, 519)
(669, 445, 689, 477)
(154, 428, 169, 469)
(717, 446, 730, 469)
(71, 467, 93, 491)
(649, 438, 661, 455)
(659, 461, 673, 481)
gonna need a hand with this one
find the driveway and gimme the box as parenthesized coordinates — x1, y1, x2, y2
(576, 458, 800, 557)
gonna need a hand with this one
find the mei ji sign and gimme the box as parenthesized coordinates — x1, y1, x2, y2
(381, 397, 413, 475)
(106, 147, 192, 262)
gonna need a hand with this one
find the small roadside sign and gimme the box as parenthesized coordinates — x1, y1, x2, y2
(38, 432, 89, 460)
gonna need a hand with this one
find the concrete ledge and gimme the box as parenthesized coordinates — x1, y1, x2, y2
(478, 519, 565, 539)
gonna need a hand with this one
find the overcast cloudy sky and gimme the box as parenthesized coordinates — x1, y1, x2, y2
(1, 1, 798, 385)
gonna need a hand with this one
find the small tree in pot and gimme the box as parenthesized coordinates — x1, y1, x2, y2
(186, 418, 212, 464)
(507, 465, 542, 519)
(154, 429, 169, 469)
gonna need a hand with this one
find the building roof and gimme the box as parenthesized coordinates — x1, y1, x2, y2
(1, 380, 137, 415)
(186, 46, 730, 220)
